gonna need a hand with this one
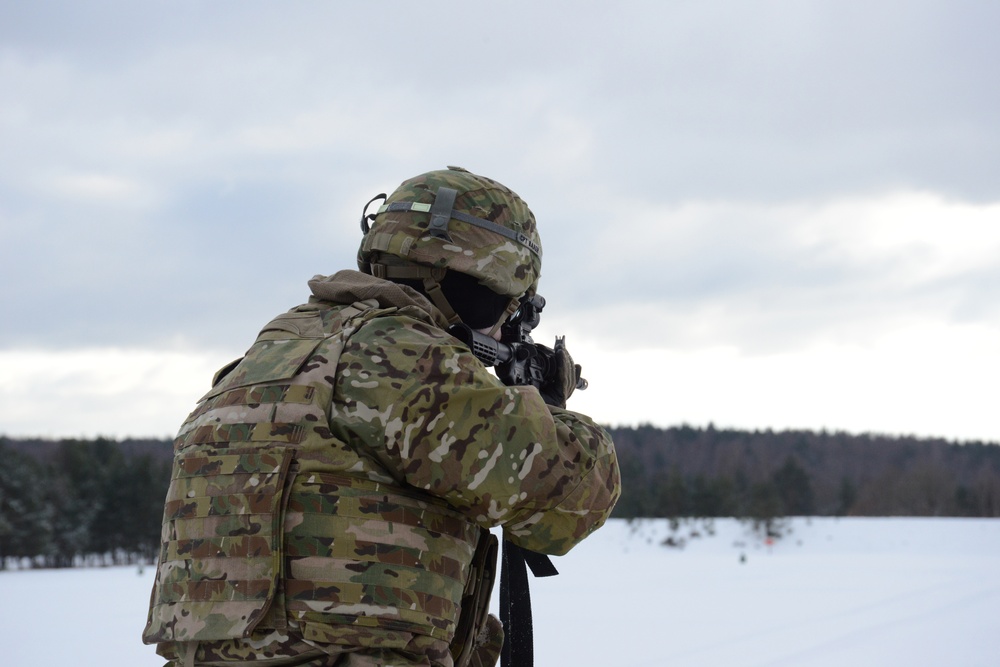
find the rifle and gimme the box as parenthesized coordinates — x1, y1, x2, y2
(448, 294, 588, 392)
(449, 294, 583, 667)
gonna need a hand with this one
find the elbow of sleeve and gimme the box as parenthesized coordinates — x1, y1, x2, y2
(504, 453, 622, 556)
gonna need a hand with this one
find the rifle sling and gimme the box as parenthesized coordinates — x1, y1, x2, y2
(500, 540, 558, 667)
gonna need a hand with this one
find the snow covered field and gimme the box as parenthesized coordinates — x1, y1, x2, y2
(1, 517, 998, 666)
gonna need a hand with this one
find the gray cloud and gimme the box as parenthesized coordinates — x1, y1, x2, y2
(2, 0, 999, 355)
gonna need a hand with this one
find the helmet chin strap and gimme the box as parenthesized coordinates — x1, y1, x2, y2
(366, 253, 520, 334)
(366, 254, 462, 324)
(421, 274, 462, 325)
(486, 298, 522, 338)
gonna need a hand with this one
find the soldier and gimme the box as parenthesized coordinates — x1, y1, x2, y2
(143, 166, 620, 667)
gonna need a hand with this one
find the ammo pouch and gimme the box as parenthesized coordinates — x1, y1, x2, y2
(450, 529, 501, 667)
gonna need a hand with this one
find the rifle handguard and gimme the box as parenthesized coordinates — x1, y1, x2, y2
(448, 293, 587, 394)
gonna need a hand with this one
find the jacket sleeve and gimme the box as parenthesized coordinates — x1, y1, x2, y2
(334, 314, 620, 556)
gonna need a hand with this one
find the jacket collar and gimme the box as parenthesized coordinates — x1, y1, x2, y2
(307, 270, 452, 329)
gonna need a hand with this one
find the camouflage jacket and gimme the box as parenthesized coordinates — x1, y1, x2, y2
(143, 270, 619, 656)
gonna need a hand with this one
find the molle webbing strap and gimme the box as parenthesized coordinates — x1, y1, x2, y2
(283, 470, 481, 642)
(145, 445, 295, 644)
(378, 200, 542, 259)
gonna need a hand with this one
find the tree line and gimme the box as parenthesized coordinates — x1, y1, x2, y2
(3, 426, 1000, 568)
(0, 436, 170, 569)
(608, 424, 1000, 521)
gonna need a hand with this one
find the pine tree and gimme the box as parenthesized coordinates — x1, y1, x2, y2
(772, 457, 815, 516)
(0, 441, 53, 568)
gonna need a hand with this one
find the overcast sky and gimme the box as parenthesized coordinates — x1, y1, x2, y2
(2, 1, 999, 442)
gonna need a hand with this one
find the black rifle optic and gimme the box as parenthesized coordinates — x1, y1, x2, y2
(448, 294, 588, 391)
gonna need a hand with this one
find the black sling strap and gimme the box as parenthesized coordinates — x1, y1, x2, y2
(500, 540, 559, 667)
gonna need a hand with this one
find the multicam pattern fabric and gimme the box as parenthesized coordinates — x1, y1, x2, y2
(144, 270, 620, 667)
(358, 167, 543, 299)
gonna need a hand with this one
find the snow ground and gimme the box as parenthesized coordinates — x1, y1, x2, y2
(1, 518, 997, 666)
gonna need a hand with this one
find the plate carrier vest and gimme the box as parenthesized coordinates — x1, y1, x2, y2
(143, 299, 493, 656)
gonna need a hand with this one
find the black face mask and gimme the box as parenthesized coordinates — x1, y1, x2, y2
(395, 270, 511, 329)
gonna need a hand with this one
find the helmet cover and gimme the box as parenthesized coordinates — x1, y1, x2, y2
(358, 166, 542, 299)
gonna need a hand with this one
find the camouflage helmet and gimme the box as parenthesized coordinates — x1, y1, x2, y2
(357, 167, 543, 307)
